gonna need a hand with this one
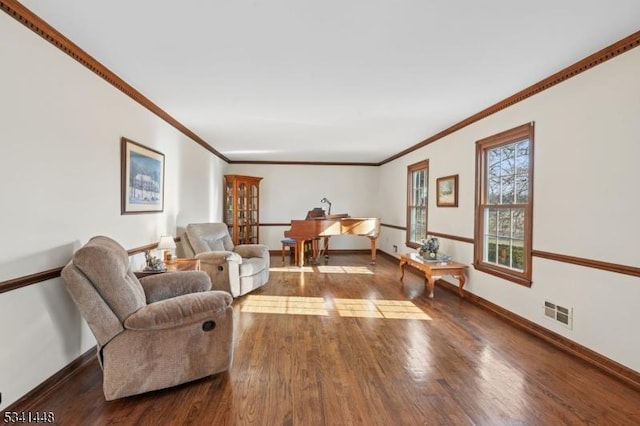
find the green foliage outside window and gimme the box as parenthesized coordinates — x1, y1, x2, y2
(486, 241, 524, 271)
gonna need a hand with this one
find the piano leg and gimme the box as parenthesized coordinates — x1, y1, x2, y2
(324, 237, 330, 262)
(296, 240, 305, 267)
(312, 238, 319, 262)
(369, 236, 377, 264)
(311, 237, 329, 264)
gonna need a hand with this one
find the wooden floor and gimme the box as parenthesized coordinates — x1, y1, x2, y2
(22, 254, 640, 425)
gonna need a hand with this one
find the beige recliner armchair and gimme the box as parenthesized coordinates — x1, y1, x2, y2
(180, 223, 270, 297)
(61, 236, 234, 400)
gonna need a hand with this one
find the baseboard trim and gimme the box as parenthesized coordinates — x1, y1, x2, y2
(3, 347, 97, 412)
(433, 278, 640, 391)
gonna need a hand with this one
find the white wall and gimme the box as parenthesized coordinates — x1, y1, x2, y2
(226, 163, 379, 250)
(0, 14, 226, 409)
(378, 47, 640, 373)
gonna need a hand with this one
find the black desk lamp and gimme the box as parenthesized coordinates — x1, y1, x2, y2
(320, 197, 332, 215)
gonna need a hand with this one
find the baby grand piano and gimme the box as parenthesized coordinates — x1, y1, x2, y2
(284, 209, 381, 267)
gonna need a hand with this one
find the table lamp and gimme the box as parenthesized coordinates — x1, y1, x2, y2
(157, 235, 176, 262)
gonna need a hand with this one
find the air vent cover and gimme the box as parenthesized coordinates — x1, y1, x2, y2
(544, 301, 573, 329)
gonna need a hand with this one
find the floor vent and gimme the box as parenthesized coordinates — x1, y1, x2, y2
(544, 301, 573, 329)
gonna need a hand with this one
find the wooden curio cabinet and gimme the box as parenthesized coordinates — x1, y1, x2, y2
(223, 175, 262, 245)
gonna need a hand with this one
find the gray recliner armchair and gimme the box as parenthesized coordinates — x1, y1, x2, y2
(180, 223, 270, 297)
(61, 236, 234, 400)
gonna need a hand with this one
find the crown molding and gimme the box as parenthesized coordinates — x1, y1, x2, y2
(228, 160, 379, 166)
(0, 0, 229, 163)
(378, 30, 640, 165)
(2, 1, 639, 166)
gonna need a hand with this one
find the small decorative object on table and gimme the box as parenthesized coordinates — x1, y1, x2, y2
(143, 250, 165, 272)
(419, 237, 440, 260)
(157, 235, 176, 262)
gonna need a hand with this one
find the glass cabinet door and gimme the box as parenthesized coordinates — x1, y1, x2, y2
(249, 184, 259, 243)
(238, 183, 246, 243)
(225, 182, 234, 225)
(223, 175, 262, 245)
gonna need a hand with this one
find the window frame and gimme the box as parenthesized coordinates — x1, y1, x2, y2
(474, 123, 534, 286)
(406, 159, 429, 249)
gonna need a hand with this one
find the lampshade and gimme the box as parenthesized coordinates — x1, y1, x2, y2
(157, 236, 176, 250)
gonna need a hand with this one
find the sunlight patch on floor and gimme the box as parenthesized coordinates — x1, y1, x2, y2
(315, 265, 375, 274)
(241, 295, 329, 316)
(241, 295, 430, 320)
(269, 265, 374, 274)
(269, 266, 315, 273)
(334, 298, 431, 320)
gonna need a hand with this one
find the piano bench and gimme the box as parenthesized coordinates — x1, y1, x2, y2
(281, 238, 313, 266)
(281, 238, 298, 265)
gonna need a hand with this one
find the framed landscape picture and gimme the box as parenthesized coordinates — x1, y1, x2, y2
(121, 137, 165, 214)
(436, 174, 458, 207)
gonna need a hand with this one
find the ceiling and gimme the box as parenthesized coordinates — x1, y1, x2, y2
(17, 0, 640, 163)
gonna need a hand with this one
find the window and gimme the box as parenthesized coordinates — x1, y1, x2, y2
(474, 123, 534, 286)
(406, 160, 429, 248)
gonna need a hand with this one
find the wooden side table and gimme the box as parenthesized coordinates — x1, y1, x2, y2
(135, 258, 200, 278)
(399, 252, 467, 299)
(165, 258, 200, 272)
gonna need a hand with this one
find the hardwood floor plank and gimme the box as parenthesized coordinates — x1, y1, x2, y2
(7, 254, 639, 425)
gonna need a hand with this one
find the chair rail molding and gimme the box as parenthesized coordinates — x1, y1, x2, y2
(0, 242, 159, 294)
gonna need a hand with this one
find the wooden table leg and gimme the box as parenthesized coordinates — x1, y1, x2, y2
(455, 273, 466, 298)
(399, 258, 407, 281)
(425, 274, 435, 299)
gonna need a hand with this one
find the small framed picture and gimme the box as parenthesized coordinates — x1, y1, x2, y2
(121, 137, 165, 214)
(436, 174, 458, 207)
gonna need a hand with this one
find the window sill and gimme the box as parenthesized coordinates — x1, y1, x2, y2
(473, 262, 532, 287)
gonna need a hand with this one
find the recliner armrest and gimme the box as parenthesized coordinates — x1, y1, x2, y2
(195, 251, 237, 264)
(138, 271, 212, 304)
(234, 244, 269, 259)
(124, 290, 233, 331)
(226, 252, 242, 263)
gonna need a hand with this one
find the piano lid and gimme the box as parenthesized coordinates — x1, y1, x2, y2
(323, 213, 350, 219)
(285, 216, 380, 239)
(305, 208, 350, 220)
